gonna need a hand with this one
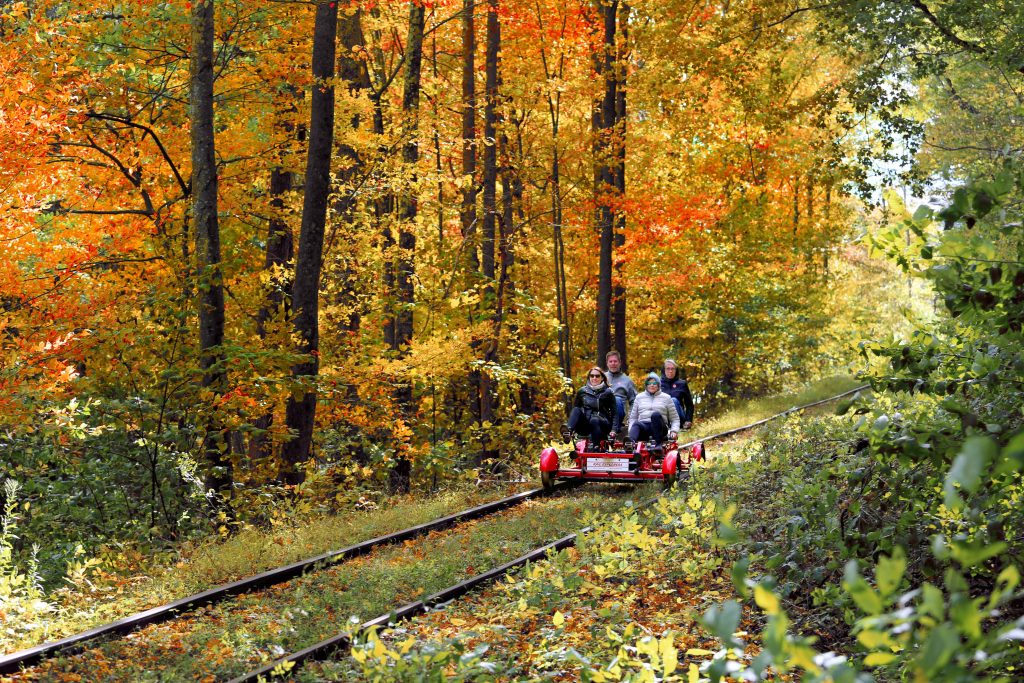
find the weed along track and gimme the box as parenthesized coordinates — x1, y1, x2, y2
(0, 386, 866, 682)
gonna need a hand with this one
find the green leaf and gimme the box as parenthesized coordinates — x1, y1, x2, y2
(944, 436, 997, 509)
(940, 398, 968, 416)
(921, 583, 945, 621)
(952, 188, 970, 214)
(876, 547, 906, 598)
(843, 560, 884, 615)
(716, 504, 739, 545)
(949, 537, 1007, 568)
(988, 565, 1020, 608)
(731, 557, 750, 599)
(950, 596, 983, 639)
(858, 629, 897, 650)
(702, 600, 742, 645)
(931, 533, 951, 561)
(996, 431, 1024, 475)
(918, 623, 958, 676)
(835, 397, 855, 415)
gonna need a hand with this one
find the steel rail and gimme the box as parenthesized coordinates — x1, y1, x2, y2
(676, 384, 870, 451)
(0, 480, 580, 676)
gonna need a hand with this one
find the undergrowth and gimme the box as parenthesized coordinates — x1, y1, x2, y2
(319, 172, 1024, 682)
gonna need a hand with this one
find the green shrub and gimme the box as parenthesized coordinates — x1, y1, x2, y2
(0, 479, 55, 640)
(695, 171, 1024, 682)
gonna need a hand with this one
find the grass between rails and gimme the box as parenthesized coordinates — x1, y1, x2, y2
(7, 486, 648, 682)
(2, 487, 532, 654)
(310, 466, 752, 681)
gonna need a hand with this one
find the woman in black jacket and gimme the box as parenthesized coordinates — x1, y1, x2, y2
(561, 367, 620, 443)
(660, 359, 694, 429)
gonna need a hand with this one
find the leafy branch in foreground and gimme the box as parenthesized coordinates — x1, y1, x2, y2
(696, 170, 1024, 681)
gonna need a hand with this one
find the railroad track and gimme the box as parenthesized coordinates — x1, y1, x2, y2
(0, 481, 581, 676)
(1, 384, 868, 681)
(231, 384, 870, 682)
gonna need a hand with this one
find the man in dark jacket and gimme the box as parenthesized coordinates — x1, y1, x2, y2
(561, 367, 620, 444)
(660, 359, 694, 429)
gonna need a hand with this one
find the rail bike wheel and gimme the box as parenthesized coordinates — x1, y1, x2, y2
(541, 469, 555, 490)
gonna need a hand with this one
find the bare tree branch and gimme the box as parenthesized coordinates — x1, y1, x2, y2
(85, 112, 190, 195)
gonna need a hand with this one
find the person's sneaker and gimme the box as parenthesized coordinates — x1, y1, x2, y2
(559, 423, 573, 443)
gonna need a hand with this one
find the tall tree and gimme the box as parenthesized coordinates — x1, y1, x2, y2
(461, 0, 479, 276)
(593, 0, 619, 368)
(334, 10, 372, 339)
(249, 91, 299, 463)
(279, 0, 339, 486)
(478, 0, 501, 464)
(611, 1, 629, 364)
(533, 2, 574, 386)
(189, 0, 231, 506)
(388, 0, 426, 493)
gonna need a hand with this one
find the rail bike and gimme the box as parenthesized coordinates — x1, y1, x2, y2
(539, 434, 705, 490)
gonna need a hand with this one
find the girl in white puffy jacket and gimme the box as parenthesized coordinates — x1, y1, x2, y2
(627, 372, 681, 443)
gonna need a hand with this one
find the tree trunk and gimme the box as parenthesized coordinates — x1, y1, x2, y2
(540, 11, 573, 390)
(189, 0, 231, 508)
(477, 0, 501, 465)
(481, 0, 499, 295)
(388, 1, 426, 494)
(461, 0, 478, 277)
(552, 146, 571, 382)
(612, 1, 629, 369)
(594, 0, 617, 366)
(462, 0, 487, 464)
(279, 0, 339, 486)
(332, 9, 372, 466)
(249, 93, 299, 464)
(334, 11, 371, 338)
